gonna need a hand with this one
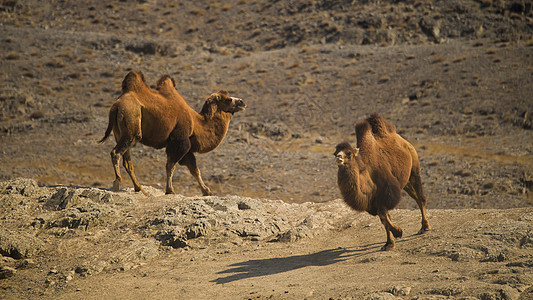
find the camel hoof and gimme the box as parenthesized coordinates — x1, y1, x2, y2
(202, 189, 214, 196)
(418, 227, 430, 235)
(165, 190, 175, 195)
(381, 243, 395, 251)
(112, 181, 121, 192)
(135, 187, 147, 196)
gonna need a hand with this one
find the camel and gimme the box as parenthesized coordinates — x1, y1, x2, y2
(334, 113, 430, 250)
(99, 70, 246, 195)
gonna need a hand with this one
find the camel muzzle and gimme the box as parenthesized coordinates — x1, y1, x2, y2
(232, 97, 246, 112)
(335, 152, 345, 165)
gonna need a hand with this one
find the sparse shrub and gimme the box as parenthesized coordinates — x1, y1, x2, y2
(29, 111, 44, 120)
(36, 84, 53, 96)
(378, 75, 390, 83)
(45, 58, 66, 68)
(453, 56, 467, 63)
(222, 4, 231, 11)
(478, 0, 492, 7)
(190, 9, 205, 16)
(5, 52, 20, 60)
(431, 55, 446, 64)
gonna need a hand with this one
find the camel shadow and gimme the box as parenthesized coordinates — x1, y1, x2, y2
(211, 246, 378, 284)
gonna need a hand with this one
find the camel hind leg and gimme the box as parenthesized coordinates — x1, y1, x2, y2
(179, 152, 213, 196)
(110, 127, 141, 192)
(122, 150, 146, 195)
(110, 135, 136, 192)
(404, 170, 431, 234)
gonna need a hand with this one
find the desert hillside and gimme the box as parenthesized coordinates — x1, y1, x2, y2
(0, 0, 532, 299)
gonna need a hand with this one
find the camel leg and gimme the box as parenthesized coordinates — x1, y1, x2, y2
(110, 135, 136, 192)
(404, 172, 431, 234)
(122, 150, 146, 195)
(111, 149, 122, 192)
(378, 211, 403, 251)
(165, 138, 191, 195)
(179, 152, 213, 196)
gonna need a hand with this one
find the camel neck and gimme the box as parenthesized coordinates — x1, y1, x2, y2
(338, 165, 370, 212)
(192, 112, 233, 153)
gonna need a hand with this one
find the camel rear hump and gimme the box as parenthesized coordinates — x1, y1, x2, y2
(121, 70, 150, 94)
(366, 113, 396, 138)
(156, 75, 176, 91)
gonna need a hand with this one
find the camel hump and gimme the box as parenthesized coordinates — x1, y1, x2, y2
(366, 113, 396, 138)
(156, 75, 176, 91)
(355, 120, 374, 149)
(121, 70, 149, 94)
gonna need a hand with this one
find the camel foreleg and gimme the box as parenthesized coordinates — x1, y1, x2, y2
(165, 138, 191, 195)
(378, 211, 403, 251)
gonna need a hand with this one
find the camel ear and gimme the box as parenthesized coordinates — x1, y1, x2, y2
(200, 94, 218, 119)
(354, 148, 360, 156)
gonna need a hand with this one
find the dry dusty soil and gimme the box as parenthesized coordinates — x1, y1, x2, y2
(1, 0, 533, 299)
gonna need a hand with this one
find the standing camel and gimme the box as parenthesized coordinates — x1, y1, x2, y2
(99, 70, 246, 195)
(334, 113, 430, 250)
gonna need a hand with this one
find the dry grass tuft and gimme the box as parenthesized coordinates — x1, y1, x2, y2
(431, 55, 446, 64)
(378, 75, 390, 83)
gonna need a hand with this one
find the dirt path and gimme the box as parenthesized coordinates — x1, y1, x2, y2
(1, 181, 530, 299)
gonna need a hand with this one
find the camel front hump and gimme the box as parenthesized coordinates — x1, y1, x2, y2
(335, 113, 430, 251)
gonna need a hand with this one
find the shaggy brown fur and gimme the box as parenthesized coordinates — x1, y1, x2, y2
(100, 70, 246, 195)
(334, 113, 430, 250)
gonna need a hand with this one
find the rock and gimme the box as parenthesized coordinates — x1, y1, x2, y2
(16, 259, 35, 269)
(388, 285, 412, 296)
(154, 229, 188, 249)
(0, 229, 42, 259)
(46, 188, 78, 210)
(1, 178, 38, 196)
(366, 292, 399, 300)
(237, 201, 252, 210)
(78, 188, 113, 203)
(274, 226, 311, 243)
(75, 266, 90, 277)
(480, 287, 520, 300)
(429, 285, 463, 296)
(0, 266, 16, 279)
(185, 220, 211, 239)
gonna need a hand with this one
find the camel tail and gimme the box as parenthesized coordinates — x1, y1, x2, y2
(121, 70, 148, 94)
(99, 104, 117, 144)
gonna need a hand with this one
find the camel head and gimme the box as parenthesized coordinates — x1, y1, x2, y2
(334, 142, 359, 167)
(202, 90, 246, 119)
